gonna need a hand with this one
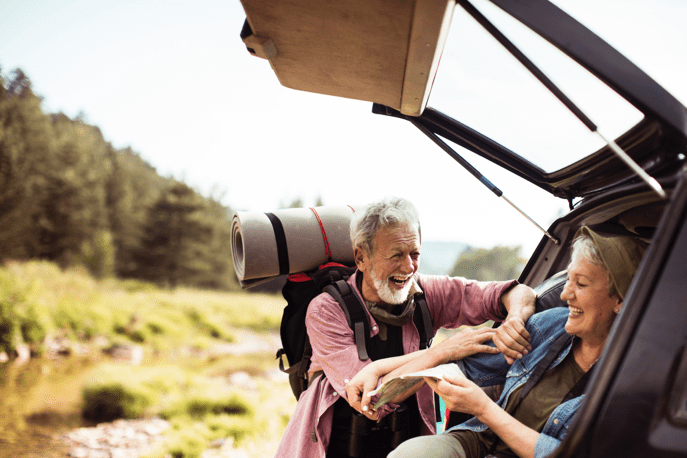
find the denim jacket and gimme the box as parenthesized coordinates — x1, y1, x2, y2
(453, 307, 580, 458)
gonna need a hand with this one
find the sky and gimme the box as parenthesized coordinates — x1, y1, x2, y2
(1, 0, 685, 257)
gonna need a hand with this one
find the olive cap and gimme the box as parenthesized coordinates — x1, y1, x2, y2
(576, 226, 648, 300)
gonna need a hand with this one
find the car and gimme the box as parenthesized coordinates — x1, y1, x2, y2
(237, 0, 687, 456)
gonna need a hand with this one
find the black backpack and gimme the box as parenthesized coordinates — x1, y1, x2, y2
(276, 262, 434, 400)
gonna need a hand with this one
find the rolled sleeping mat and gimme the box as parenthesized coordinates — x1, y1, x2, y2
(231, 205, 357, 288)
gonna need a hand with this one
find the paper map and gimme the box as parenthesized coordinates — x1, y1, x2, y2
(369, 363, 465, 410)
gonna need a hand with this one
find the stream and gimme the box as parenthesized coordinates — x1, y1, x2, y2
(0, 331, 285, 458)
(0, 355, 101, 458)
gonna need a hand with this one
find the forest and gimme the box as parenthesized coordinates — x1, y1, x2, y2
(0, 65, 526, 292)
(0, 67, 237, 291)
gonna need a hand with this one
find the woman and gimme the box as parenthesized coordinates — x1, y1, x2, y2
(345, 226, 647, 458)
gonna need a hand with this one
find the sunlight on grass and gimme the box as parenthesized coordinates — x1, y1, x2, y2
(0, 260, 284, 355)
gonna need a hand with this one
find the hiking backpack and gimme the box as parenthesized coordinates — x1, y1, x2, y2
(276, 262, 435, 400)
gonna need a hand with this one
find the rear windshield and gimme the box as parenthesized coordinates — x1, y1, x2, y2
(427, 0, 643, 173)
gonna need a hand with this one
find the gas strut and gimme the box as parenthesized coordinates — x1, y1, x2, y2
(410, 118, 560, 245)
(457, 0, 666, 199)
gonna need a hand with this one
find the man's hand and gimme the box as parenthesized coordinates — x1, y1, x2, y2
(493, 317, 531, 364)
(431, 327, 500, 362)
(345, 365, 382, 421)
(498, 284, 536, 364)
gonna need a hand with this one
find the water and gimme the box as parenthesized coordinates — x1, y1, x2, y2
(0, 356, 101, 458)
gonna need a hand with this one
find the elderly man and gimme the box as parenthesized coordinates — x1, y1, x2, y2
(273, 197, 536, 458)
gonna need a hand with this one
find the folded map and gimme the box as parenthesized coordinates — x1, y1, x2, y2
(369, 363, 465, 410)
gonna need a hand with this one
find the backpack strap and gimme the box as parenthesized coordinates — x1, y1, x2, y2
(324, 279, 371, 361)
(279, 269, 351, 399)
(325, 279, 436, 360)
(264, 212, 289, 275)
(413, 292, 434, 350)
(412, 281, 441, 422)
(278, 342, 312, 399)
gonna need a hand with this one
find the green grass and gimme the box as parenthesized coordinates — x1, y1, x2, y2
(0, 260, 284, 355)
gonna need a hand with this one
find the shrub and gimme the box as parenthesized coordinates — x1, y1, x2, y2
(146, 321, 166, 335)
(162, 422, 207, 458)
(218, 293, 282, 332)
(82, 381, 158, 422)
(0, 299, 18, 355)
(81, 365, 170, 422)
(153, 414, 257, 458)
(0, 275, 23, 354)
(79, 230, 116, 279)
(117, 278, 159, 293)
(186, 393, 251, 418)
(204, 414, 255, 444)
(185, 306, 230, 340)
(160, 386, 254, 420)
(19, 309, 47, 348)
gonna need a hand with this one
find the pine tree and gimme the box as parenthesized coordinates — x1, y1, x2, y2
(0, 69, 56, 259)
(135, 183, 213, 288)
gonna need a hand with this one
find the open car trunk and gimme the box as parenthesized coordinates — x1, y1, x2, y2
(239, 0, 687, 456)
(240, 0, 687, 200)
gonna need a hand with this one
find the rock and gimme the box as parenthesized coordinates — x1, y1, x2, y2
(69, 447, 89, 458)
(15, 344, 31, 365)
(45, 334, 73, 357)
(229, 371, 255, 390)
(103, 344, 144, 365)
(62, 418, 170, 458)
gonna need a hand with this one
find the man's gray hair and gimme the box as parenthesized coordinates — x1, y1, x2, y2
(350, 197, 420, 255)
(570, 232, 617, 297)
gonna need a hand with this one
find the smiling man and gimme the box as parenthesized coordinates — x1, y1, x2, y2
(273, 197, 537, 458)
(357, 221, 419, 305)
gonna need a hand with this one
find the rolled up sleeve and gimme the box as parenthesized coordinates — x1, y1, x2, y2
(534, 433, 561, 458)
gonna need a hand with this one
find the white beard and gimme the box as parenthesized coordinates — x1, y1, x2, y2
(370, 265, 412, 305)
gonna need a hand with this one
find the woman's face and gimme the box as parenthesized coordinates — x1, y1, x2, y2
(560, 255, 622, 346)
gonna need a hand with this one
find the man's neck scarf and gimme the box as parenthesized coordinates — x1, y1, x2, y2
(357, 273, 423, 341)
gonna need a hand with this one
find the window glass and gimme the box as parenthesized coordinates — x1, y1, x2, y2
(428, 0, 643, 173)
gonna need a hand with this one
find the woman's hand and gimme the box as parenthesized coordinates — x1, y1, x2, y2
(426, 372, 493, 418)
(430, 373, 540, 458)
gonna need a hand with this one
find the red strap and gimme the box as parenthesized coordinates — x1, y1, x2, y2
(288, 272, 312, 282)
(287, 262, 349, 282)
(310, 207, 332, 261)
